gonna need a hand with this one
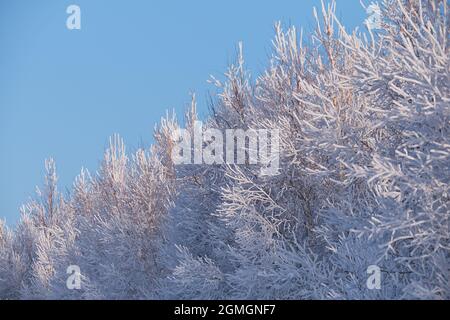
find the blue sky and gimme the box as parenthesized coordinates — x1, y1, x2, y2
(0, 0, 366, 225)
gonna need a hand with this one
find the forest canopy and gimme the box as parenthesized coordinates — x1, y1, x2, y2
(0, 0, 448, 300)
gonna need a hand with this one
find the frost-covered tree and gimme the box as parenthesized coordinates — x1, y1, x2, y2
(166, 0, 449, 300)
(46, 124, 178, 299)
(0, 0, 448, 300)
(0, 122, 177, 299)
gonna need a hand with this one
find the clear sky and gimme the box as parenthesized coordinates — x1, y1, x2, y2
(0, 0, 366, 225)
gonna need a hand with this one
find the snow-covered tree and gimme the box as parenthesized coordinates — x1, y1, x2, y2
(0, 0, 447, 300)
(167, 0, 449, 300)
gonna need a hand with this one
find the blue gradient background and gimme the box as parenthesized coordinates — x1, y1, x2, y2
(0, 0, 365, 225)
